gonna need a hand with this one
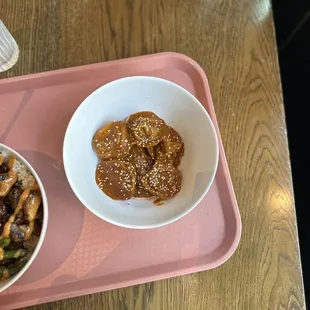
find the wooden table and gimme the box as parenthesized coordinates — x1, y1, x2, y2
(0, 0, 305, 309)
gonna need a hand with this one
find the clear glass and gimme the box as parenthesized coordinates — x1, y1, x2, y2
(0, 20, 19, 72)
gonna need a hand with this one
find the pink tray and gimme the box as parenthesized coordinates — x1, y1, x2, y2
(0, 53, 241, 309)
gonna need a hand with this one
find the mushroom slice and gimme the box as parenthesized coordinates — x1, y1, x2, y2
(0, 198, 11, 222)
(0, 170, 17, 197)
(6, 186, 23, 211)
(1, 184, 42, 241)
(21, 184, 42, 239)
(21, 184, 42, 223)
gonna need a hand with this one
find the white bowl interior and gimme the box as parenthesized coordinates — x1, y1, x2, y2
(63, 77, 218, 228)
(0, 144, 48, 292)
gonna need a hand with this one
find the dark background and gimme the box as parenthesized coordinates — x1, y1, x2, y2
(272, 0, 310, 303)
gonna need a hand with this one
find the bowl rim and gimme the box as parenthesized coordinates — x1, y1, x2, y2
(0, 143, 48, 292)
(63, 76, 219, 229)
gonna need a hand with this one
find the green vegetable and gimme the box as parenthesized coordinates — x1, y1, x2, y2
(1, 248, 28, 260)
(0, 261, 27, 279)
(8, 261, 27, 276)
(0, 237, 10, 248)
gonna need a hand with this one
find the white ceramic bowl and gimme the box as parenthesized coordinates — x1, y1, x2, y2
(63, 76, 218, 229)
(0, 143, 48, 292)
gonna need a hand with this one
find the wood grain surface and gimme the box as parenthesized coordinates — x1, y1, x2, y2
(0, 0, 306, 309)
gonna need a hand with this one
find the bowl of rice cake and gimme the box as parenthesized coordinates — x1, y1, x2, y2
(63, 77, 218, 229)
